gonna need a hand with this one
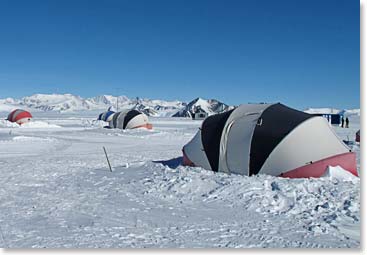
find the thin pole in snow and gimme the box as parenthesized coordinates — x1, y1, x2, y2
(103, 146, 113, 172)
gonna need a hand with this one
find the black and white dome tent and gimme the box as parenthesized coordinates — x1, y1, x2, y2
(98, 108, 153, 130)
(109, 109, 152, 130)
(182, 103, 357, 178)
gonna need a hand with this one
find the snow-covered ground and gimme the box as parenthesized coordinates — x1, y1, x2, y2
(0, 112, 360, 248)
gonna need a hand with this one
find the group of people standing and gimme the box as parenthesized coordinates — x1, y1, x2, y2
(341, 117, 349, 128)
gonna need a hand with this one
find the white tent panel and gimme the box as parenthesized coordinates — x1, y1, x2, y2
(183, 129, 212, 171)
(259, 117, 350, 176)
(219, 104, 273, 174)
(16, 117, 32, 125)
(125, 113, 149, 129)
(110, 111, 128, 129)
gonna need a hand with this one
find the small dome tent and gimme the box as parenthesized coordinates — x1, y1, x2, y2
(7, 109, 33, 125)
(109, 109, 152, 130)
(98, 110, 115, 122)
(182, 103, 357, 178)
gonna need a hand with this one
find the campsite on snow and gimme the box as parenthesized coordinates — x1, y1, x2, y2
(0, 94, 360, 248)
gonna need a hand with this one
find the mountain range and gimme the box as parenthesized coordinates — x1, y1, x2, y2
(0, 94, 230, 117)
(0, 94, 360, 118)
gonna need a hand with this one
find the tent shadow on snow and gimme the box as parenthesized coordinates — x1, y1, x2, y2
(153, 157, 183, 169)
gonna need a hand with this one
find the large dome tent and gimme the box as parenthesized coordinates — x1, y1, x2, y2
(110, 109, 152, 130)
(97, 108, 153, 130)
(7, 109, 33, 125)
(182, 103, 357, 178)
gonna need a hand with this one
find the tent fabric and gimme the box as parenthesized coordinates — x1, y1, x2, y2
(98, 110, 115, 122)
(7, 109, 33, 125)
(183, 129, 212, 170)
(201, 109, 234, 171)
(279, 152, 357, 178)
(108, 109, 152, 130)
(123, 110, 142, 129)
(259, 116, 351, 176)
(182, 103, 357, 178)
(111, 111, 124, 129)
(249, 103, 314, 175)
(218, 104, 271, 175)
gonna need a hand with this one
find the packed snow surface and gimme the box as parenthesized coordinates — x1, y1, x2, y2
(0, 113, 360, 248)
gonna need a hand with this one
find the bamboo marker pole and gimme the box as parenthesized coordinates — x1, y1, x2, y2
(103, 146, 113, 172)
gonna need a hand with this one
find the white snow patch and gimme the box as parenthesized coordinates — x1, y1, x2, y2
(20, 121, 61, 128)
(321, 165, 359, 182)
(0, 113, 360, 248)
(0, 119, 19, 128)
(12, 136, 58, 143)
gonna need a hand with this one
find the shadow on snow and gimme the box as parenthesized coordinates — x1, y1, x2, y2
(153, 157, 183, 169)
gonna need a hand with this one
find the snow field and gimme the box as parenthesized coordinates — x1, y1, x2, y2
(0, 114, 360, 248)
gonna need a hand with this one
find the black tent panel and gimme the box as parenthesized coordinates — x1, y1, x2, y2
(123, 110, 142, 129)
(249, 103, 314, 175)
(201, 109, 235, 171)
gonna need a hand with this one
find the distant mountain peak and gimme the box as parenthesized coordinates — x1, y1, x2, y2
(172, 97, 233, 118)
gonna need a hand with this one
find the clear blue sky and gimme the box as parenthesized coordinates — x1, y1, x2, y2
(0, 0, 359, 109)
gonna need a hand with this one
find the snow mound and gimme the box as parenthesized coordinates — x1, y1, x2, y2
(0, 119, 19, 128)
(321, 165, 359, 182)
(20, 121, 61, 128)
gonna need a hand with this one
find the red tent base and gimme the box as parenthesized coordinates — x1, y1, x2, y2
(183, 149, 357, 179)
(182, 149, 196, 167)
(279, 152, 358, 178)
(133, 123, 153, 130)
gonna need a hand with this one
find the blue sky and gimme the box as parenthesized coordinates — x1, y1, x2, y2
(0, 0, 359, 109)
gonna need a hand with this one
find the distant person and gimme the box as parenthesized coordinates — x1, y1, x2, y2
(346, 117, 349, 128)
(341, 117, 344, 128)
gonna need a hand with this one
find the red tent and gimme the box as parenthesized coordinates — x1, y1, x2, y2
(7, 109, 33, 125)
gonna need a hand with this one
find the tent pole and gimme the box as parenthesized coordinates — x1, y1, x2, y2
(103, 146, 113, 172)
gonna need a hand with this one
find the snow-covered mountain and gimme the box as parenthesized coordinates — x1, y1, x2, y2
(0, 94, 360, 119)
(172, 97, 233, 118)
(0, 94, 186, 117)
(21, 94, 93, 112)
(0, 98, 20, 112)
(0, 94, 231, 118)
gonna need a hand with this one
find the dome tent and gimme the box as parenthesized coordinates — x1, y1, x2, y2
(7, 109, 33, 125)
(98, 110, 115, 122)
(182, 103, 357, 178)
(109, 109, 152, 130)
(98, 106, 116, 122)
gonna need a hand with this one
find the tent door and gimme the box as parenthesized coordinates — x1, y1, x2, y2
(223, 114, 261, 175)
